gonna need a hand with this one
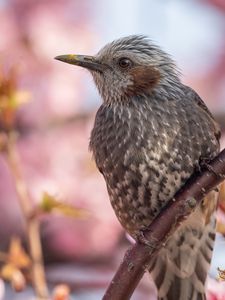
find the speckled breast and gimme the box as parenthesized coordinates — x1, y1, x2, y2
(90, 95, 219, 236)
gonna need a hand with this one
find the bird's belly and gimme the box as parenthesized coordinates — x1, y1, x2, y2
(103, 147, 194, 236)
(107, 179, 154, 235)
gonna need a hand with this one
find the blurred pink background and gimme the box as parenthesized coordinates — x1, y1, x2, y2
(1, 0, 225, 299)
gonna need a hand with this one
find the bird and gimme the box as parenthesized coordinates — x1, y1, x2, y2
(55, 35, 221, 300)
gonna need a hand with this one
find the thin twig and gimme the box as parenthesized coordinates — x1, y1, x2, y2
(6, 132, 49, 300)
(103, 148, 225, 300)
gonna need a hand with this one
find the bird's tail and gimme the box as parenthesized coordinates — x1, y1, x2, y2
(149, 191, 218, 300)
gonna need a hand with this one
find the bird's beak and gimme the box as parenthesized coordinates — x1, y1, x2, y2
(54, 54, 106, 72)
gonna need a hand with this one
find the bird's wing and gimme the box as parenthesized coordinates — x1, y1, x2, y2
(184, 85, 221, 141)
(149, 86, 221, 299)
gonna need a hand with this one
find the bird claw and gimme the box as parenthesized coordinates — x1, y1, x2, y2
(135, 230, 156, 249)
(199, 158, 225, 179)
(197, 157, 211, 173)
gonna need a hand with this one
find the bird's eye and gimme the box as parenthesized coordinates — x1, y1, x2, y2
(118, 57, 132, 69)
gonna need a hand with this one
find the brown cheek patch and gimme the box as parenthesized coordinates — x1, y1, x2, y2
(126, 66, 161, 96)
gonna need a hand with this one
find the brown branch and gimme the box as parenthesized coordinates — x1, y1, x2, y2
(6, 132, 49, 300)
(103, 148, 225, 300)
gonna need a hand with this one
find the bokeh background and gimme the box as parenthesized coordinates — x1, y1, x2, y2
(1, 0, 225, 299)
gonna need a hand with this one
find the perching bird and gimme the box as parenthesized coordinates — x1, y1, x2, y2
(55, 35, 220, 300)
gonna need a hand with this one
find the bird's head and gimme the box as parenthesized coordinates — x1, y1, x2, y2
(55, 35, 180, 103)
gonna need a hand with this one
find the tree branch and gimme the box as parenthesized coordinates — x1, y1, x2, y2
(103, 148, 225, 300)
(6, 132, 49, 300)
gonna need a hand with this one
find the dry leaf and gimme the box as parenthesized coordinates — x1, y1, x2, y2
(0, 238, 30, 291)
(0, 66, 30, 130)
(8, 237, 31, 269)
(217, 267, 225, 281)
(219, 182, 225, 213)
(1, 263, 26, 291)
(1, 264, 17, 281)
(216, 221, 225, 235)
(11, 269, 26, 292)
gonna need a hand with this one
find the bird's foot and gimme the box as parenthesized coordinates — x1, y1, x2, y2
(199, 157, 225, 180)
(197, 157, 211, 173)
(135, 230, 157, 249)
